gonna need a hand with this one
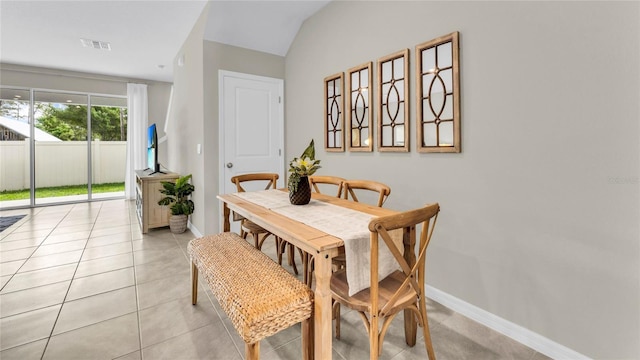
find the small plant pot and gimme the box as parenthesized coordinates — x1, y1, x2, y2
(169, 214, 188, 234)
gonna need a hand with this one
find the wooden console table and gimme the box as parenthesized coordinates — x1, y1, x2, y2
(135, 170, 179, 233)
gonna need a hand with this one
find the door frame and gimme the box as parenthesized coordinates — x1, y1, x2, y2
(217, 70, 285, 227)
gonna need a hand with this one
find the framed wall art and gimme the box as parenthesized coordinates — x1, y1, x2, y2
(324, 72, 345, 152)
(416, 31, 461, 153)
(377, 49, 409, 152)
(347, 62, 373, 152)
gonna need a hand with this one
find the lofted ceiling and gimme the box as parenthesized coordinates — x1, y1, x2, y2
(0, 0, 330, 83)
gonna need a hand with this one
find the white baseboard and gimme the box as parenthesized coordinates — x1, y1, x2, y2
(425, 285, 590, 360)
(187, 221, 202, 238)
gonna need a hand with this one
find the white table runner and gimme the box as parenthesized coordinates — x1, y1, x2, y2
(234, 189, 400, 296)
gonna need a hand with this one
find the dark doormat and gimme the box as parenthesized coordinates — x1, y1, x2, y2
(0, 215, 26, 233)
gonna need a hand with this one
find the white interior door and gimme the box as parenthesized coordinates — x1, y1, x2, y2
(218, 71, 284, 229)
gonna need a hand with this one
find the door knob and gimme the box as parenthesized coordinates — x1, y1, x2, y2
(226, 162, 233, 168)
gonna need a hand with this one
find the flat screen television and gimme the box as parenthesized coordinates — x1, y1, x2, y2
(146, 123, 161, 174)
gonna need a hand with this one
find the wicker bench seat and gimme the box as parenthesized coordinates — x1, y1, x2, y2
(188, 232, 314, 360)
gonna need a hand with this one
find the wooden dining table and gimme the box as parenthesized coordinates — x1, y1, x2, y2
(217, 190, 397, 360)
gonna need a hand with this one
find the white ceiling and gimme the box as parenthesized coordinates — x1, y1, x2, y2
(0, 0, 330, 83)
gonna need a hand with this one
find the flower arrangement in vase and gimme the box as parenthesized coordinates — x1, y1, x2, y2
(288, 140, 321, 205)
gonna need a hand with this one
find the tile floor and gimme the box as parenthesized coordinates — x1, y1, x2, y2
(0, 199, 552, 360)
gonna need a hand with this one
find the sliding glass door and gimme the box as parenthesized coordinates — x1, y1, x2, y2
(0, 88, 33, 208)
(0, 87, 127, 209)
(90, 96, 127, 199)
(34, 91, 89, 205)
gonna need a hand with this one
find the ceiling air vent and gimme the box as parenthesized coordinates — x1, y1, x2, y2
(80, 38, 111, 51)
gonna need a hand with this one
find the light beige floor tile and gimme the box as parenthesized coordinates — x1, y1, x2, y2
(57, 217, 96, 227)
(141, 323, 242, 360)
(0, 274, 11, 289)
(48, 223, 94, 235)
(75, 253, 133, 278)
(331, 307, 408, 360)
(114, 350, 141, 360)
(1, 230, 50, 242)
(1, 263, 76, 294)
(86, 232, 132, 247)
(41, 230, 91, 245)
(137, 273, 193, 310)
(133, 247, 186, 267)
(53, 286, 137, 335)
(0, 305, 61, 351)
(260, 336, 346, 360)
(66, 267, 135, 301)
(18, 250, 83, 272)
(0, 260, 25, 276)
(44, 313, 140, 360)
(0, 339, 47, 360)
(134, 254, 190, 284)
(31, 239, 87, 257)
(132, 236, 179, 251)
(8, 223, 53, 234)
(398, 312, 537, 360)
(138, 295, 219, 347)
(0, 246, 38, 263)
(93, 219, 131, 229)
(0, 281, 70, 318)
(90, 224, 132, 238)
(0, 238, 45, 252)
(81, 242, 132, 261)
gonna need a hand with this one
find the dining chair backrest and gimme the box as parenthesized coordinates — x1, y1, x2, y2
(308, 175, 346, 198)
(342, 179, 391, 207)
(231, 173, 279, 193)
(330, 203, 440, 359)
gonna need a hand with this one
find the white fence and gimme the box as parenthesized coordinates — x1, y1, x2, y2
(0, 141, 126, 191)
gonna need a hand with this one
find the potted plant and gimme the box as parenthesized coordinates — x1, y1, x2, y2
(288, 140, 321, 205)
(158, 174, 195, 233)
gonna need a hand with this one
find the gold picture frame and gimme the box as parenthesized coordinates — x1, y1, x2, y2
(416, 31, 461, 153)
(324, 72, 345, 152)
(377, 49, 409, 152)
(347, 62, 373, 152)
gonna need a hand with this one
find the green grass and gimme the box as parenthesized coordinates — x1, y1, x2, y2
(0, 182, 124, 201)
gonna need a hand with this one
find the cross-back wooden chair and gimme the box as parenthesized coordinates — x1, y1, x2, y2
(331, 203, 440, 359)
(331, 179, 392, 271)
(309, 175, 346, 198)
(342, 179, 391, 207)
(230, 173, 295, 272)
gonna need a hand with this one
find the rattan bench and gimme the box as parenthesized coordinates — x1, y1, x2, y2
(188, 232, 314, 360)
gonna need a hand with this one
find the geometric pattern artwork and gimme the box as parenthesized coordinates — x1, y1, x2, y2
(324, 72, 345, 152)
(347, 62, 373, 152)
(416, 31, 461, 153)
(377, 49, 410, 152)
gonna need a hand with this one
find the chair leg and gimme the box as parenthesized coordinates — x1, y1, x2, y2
(190, 261, 198, 305)
(245, 342, 260, 360)
(332, 301, 341, 339)
(419, 298, 436, 360)
(301, 316, 313, 360)
(287, 243, 298, 275)
(276, 237, 284, 265)
(252, 231, 262, 249)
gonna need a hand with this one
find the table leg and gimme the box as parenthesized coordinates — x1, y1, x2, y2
(314, 250, 333, 360)
(223, 202, 230, 232)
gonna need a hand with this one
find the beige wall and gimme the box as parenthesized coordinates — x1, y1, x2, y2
(200, 41, 285, 235)
(168, 7, 286, 236)
(166, 4, 208, 235)
(286, 1, 639, 359)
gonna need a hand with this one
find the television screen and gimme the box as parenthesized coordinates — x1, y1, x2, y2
(147, 123, 158, 172)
